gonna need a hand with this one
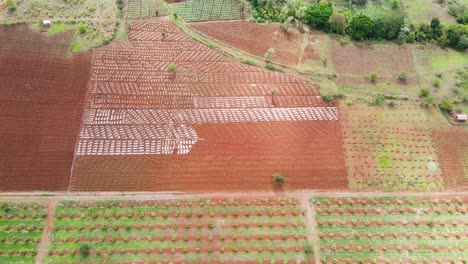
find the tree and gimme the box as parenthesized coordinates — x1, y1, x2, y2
(304, 2, 333, 28)
(168, 64, 177, 72)
(273, 173, 285, 184)
(445, 24, 468, 50)
(264, 48, 275, 62)
(6, 0, 16, 11)
(78, 23, 87, 34)
(116, 0, 124, 11)
(349, 14, 375, 40)
(439, 98, 454, 111)
(399, 71, 408, 80)
(280, 16, 294, 32)
(80, 244, 90, 257)
(328, 11, 348, 34)
(370, 72, 378, 82)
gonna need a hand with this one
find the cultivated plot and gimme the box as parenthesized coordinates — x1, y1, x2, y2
(340, 103, 445, 189)
(70, 20, 348, 191)
(46, 198, 313, 263)
(312, 196, 468, 264)
(173, 0, 249, 22)
(433, 127, 468, 189)
(126, 0, 170, 18)
(0, 201, 47, 264)
(0, 26, 91, 191)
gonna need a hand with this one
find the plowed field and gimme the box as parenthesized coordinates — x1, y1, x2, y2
(70, 20, 348, 191)
(0, 26, 91, 191)
(191, 21, 305, 66)
(433, 127, 468, 188)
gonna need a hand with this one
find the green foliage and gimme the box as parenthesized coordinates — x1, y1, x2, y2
(116, 0, 124, 11)
(421, 96, 435, 107)
(420, 87, 430, 97)
(80, 244, 90, 257)
(399, 71, 408, 80)
(348, 14, 375, 40)
(304, 2, 333, 28)
(373, 94, 386, 106)
(328, 10, 348, 35)
(6, 0, 16, 11)
(78, 23, 87, 34)
(433, 78, 441, 88)
(370, 72, 378, 82)
(273, 173, 285, 184)
(264, 48, 275, 62)
(264, 64, 284, 72)
(445, 24, 468, 50)
(439, 98, 454, 111)
(322, 95, 333, 102)
(168, 64, 177, 72)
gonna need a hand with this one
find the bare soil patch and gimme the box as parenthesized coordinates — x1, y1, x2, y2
(331, 43, 416, 77)
(0, 26, 91, 191)
(432, 127, 468, 188)
(191, 21, 304, 66)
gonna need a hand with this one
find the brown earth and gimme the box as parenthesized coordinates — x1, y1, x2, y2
(0, 25, 91, 191)
(432, 127, 468, 188)
(71, 121, 348, 191)
(69, 20, 348, 191)
(190, 21, 304, 66)
(331, 43, 416, 77)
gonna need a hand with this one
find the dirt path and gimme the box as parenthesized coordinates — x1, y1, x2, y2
(35, 200, 57, 264)
(300, 196, 320, 264)
(0, 189, 467, 201)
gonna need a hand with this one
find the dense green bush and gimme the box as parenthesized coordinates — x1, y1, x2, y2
(6, 0, 16, 11)
(439, 98, 454, 111)
(304, 2, 333, 28)
(348, 14, 375, 40)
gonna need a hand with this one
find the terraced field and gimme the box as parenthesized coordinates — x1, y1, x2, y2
(0, 201, 47, 264)
(313, 196, 468, 264)
(126, 0, 170, 18)
(46, 198, 313, 263)
(173, 0, 249, 22)
(70, 20, 348, 191)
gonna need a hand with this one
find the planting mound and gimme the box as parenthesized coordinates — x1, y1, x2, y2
(191, 21, 304, 66)
(70, 20, 348, 191)
(433, 127, 468, 189)
(0, 25, 91, 191)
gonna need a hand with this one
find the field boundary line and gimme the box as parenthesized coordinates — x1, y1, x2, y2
(301, 196, 321, 264)
(35, 200, 57, 264)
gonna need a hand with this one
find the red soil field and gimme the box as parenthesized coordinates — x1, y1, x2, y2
(331, 43, 416, 77)
(72, 121, 347, 191)
(432, 127, 468, 188)
(70, 20, 348, 191)
(190, 21, 304, 66)
(0, 26, 91, 191)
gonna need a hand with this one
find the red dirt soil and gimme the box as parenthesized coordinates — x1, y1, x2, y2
(70, 20, 348, 191)
(432, 127, 468, 188)
(331, 43, 416, 77)
(0, 26, 91, 191)
(190, 21, 304, 66)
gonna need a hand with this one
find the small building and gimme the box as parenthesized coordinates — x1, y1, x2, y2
(456, 114, 467, 121)
(42, 20, 51, 27)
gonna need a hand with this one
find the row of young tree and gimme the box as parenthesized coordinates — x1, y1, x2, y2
(249, 0, 467, 50)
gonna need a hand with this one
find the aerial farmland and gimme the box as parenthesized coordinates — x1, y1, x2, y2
(0, 0, 466, 263)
